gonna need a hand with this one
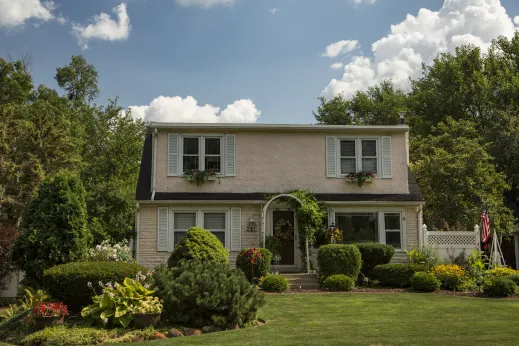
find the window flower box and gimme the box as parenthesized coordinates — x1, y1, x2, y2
(346, 172, 375, 187)
(184, 169, 218, 186)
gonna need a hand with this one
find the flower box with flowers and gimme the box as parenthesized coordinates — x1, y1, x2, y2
(30, 302, 69, 330)
(184, 169, 218, 186)
(346, 172, 376, 187)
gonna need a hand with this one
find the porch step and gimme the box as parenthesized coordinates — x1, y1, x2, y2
(281, 273, 319, 290)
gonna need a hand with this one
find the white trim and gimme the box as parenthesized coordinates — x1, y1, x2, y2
(136, 199, 425, 206)
(179, 134, 225, 176)
(152, 129, 158, 200)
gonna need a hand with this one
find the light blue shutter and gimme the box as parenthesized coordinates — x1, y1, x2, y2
(168, 134, 178, 176)
(225, 134, 236, 176)
(157, 208, 168, 252)
(326, 136, 337, 177)
(230, 208, 241, 251)
(381, 136, 392, 178)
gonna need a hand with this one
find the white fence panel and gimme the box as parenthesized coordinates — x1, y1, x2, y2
(423, 224, 479, 261)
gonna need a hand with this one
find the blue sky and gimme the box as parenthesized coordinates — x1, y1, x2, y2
(1, 0, 519, 124)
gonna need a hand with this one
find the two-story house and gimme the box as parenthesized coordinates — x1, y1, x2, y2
(135, 123, 424, 271)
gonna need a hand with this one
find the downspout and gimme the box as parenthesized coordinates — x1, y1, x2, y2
(135, 203, 140, 263)
(151, 128, 158, 201)
(417, 205, 423, 248)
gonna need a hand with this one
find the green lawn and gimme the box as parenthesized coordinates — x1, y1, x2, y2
(135, 293, 519, 346)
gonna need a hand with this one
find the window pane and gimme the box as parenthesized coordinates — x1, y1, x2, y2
(174, 213, 196, 230)
(183, 137, 199, 155)
(205, 156, 221, 173)
(384, 213, 401, 230)
(174, 231, 187, 246)
(386, 232, 401, 249)
(183, 156, 199, 171)
(205, 138, 221, 155)
(211, 231, 225, 246)
(362, 140, 377, 156)
(362, 158, 377, 174)
(204, 212, 226, 230)
(335, 213, 378, 243)
(340, 140, 356, 157)
(341, 158, 356, 174)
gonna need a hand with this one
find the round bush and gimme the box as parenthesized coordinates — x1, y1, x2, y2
(410, 271, 441, 292)
(485, 267, 519, 278)
(317, 244, 362, 282)
(42, 261, 148, 311)
(506, 273, 519, 286)
(483, 277, 517, 297)
(167, 227, 229, 268)
(372, 263, 427, 288)
(431, 264, 465, 290)
(355, 243, 395, 278)
(261, 275, 289, 292)
(236, 248, 272, 282)
(323, 274, 355, 292)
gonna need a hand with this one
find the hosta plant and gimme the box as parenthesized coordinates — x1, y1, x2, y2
(81, 278, 156, 328)
(127, 296, 162, 315)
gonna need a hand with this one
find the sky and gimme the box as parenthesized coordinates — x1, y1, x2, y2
(1, 0, 519, 124)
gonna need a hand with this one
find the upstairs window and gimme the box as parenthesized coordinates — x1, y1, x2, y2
(181, 136, 223, 174)
(337, 138, 379, 175)
(361, 139, 377, 174)
(340, 140, 356, 175)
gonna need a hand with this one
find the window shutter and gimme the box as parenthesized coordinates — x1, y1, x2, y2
(225, 134, 236, 176)
(168, 134, 178, 176)
(381, 136, 392, 178)
(230, 208, 241, 251)
(326, 136, 337, 177)
(157, 208, 168, 252)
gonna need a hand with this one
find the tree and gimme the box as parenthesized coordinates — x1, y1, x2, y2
(313, 95, 353, 125)
(55, 55, 99, 104)
(0, 58, 33, 106)
(411, 118, 514, 235)
(13, 171, 91, 283)
(0, 225, 19, 290)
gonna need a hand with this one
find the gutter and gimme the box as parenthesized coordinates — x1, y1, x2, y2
(151, 128, 158, 201)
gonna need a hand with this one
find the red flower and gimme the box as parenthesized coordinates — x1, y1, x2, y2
(31, 302, 69, 318)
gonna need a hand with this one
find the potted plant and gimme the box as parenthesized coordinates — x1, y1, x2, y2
(272, 253, 282, 266)
(30, 302, 69, 330)
(346, 172, 375, 187)
(129, 296, 163, 329)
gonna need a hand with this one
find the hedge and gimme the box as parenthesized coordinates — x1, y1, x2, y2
(236, 248, 272, 282)
(372, 263, 427, 288)
(355, 243, 394, 278)
(410, 272, 441, 292)
(323, 274, 355, 292)
(42, 261, 148, 311)
(317, 244, 362, 282)
(483, 277, 517, 297)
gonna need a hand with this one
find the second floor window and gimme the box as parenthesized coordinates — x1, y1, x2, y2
(338, 138, 378, 175)
(182, 136, 222, 173)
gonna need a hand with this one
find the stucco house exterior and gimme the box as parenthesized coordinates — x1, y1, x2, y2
(135, 123, 424, 271)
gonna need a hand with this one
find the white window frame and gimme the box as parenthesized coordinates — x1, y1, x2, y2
(168, 207, 230, 251)
(383, 212, 403, 250)
(336, 137, 381, 177)
(179, 134, 225, 175)
(331, 207, 406, 251)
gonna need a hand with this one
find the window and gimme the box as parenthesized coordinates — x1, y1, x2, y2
(335, 212, 379, 243)
(384, 213, 402, 249)
(337, 138, 379, 175)
(181, 136, 223, 174)
(173, 212, 197, 246)
(361, 140, 377, 174)
(204, 212, 226, 246)
(340, 140, 356, 175)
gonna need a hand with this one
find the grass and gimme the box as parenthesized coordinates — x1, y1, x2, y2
(131, 293, 519, 346)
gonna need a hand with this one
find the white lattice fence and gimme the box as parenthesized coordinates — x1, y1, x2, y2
(423, 225, 479, 260)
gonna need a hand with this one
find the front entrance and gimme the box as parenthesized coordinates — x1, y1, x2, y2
(272, 210, 295, 266)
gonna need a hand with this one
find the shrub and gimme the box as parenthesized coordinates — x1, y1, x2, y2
(167, 227, 228, 268)
(13, 171, 91, 282)
(406, 245, 441, 270)
(87, 239, 133, 262)
(485, 267, 519, 278)
(317, 244, 362, 282)
(158, 261, 265, 328)
(432, 264, 465, 290)
(507, 273, 519, 286)
(355, 243, 394, 278)
(410, 272, 441, 292)
(261, 274, 289, 292)
(323, 274, 355, 292)
(42, 261, 148, 311)
(372, 263, 427, 288)
(265, 235, 282, 258)
(483, 277, 517, 297)
(236, 248, 272, 282)
(0, 225, 19, 290)
(22, 326, 112, 346)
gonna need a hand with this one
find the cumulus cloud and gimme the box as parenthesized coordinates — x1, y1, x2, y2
(350, 0, 376, 5)
(72, 3, 131, 49)
(322, 40, 359, 58)
(175, 0, 235, 8)
(324, 0, 518, 98)
(0, 0, 55, 27)
(330, 62, 344, 70)
(270, 8, 278, 15)
(129, 96, 261, 123)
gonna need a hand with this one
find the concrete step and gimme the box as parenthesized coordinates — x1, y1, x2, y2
(289, 283, 320, 290)
(281, 273, 319, 290)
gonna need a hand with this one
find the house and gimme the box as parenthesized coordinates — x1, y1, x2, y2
(135, 123, 425, 271)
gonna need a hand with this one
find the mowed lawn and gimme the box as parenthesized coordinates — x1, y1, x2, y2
(135, 293, 519, 346)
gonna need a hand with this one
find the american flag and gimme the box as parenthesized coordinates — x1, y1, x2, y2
(480, 209, 491, 244)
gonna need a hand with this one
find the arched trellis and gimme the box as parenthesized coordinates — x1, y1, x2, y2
(261, 194, 311, 273)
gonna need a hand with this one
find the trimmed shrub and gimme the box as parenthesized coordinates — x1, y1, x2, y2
(236, 248, 272, 282)
(483, 277, 517, 297)
(261, 275, 289, 292)
(507, 273, 519, 286)
(42, 261, 148, 312)
(410, 272, 441, 292)
(355, 243, 394, 278)
(167, 227, 228, 268)
(431, 264, 465, 290)
(323, 274, 355, 292)
(372, 263, 427, 288)
(317, 244, 362, 282)
(159, 260, 265, 328)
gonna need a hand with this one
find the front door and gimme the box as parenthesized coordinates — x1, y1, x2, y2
(272, 211, 295, 266)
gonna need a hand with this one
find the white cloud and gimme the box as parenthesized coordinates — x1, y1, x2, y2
(330, 62, 344, 70)
(350, 0, 376, 5)
(270, 8, 278, 15)
(72, 3, 131, 50)
(0, 0, 55, 27)
(322, 40, 359, 58)
(324, 0, 518, 98)
(175, 0, 235, 8)
(514, 15, 519, 25)
(129, 96, 261, 123)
